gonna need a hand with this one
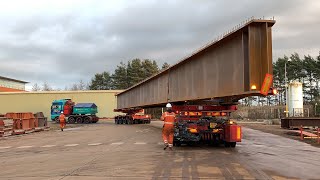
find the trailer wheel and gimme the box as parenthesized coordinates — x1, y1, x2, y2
(84, 116, 91, 124)
(174, 141, 181, 147)
(76, 117, 83, 124)
(230, 142, 236, 148)
(224, 142, 231, 148)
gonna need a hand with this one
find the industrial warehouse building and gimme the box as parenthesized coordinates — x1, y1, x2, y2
(0, 75, 28, 92)
(0, 90, 123, 119)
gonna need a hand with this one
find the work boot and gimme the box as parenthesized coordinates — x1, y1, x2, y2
(163, 144, 169, 150)
(168, 147, 173, 151)
(61, 128, 63, 131)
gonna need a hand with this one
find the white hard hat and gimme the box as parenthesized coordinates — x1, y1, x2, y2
(61, 111, 64, 114)
(166, 103, 172, 108)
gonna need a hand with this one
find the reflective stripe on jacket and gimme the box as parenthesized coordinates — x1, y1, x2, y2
(161, 112, 176, 123)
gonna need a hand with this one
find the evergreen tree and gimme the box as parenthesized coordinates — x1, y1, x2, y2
(89, 72, 112, 90)
(112, 62, 128, 89)
(161, 62, 170, 70)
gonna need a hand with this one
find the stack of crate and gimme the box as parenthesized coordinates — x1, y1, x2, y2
(0, 117, 14, 137)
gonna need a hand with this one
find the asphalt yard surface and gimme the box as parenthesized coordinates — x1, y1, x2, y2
(0, 120, 319, 180)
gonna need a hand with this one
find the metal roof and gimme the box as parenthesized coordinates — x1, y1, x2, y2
(0, 75, 29, 83)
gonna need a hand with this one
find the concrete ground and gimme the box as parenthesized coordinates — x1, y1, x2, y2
(0, 120, 319, 180)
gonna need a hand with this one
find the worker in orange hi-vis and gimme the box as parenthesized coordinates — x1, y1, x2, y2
(59, 111, 66, 131)
(161, 103, 176, 150)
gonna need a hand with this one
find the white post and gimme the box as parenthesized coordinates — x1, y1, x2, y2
(285, 62, 289, 117)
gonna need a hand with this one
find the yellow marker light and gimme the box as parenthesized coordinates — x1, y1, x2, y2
(251, 85, 257, 90)
(212, 129, 220, 133)
(229, 120, 234, 125)
(189, 128, 198, 133)
(237, 127, 241, 140)
(272, 89, 278, 95)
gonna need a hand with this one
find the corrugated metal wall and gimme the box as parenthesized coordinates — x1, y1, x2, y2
(0, 90, 122, 118)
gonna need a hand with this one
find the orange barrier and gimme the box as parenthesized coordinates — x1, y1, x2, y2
(298, 126, 320, 144)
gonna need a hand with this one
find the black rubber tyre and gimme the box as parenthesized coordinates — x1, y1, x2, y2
(224, 142, 231, 148)
(174, 141, 181, 147)
(230, 142, 236, 148)
(54, 117, 59, 123)
(76, 117, 83, 124)
(68, 117, 76, 124)
(84, 116, 91, 124)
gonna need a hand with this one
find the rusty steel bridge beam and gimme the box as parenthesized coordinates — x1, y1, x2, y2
(116, 19, 276, 109)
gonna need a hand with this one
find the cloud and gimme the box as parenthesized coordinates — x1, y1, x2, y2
(0, 0, 319, 89)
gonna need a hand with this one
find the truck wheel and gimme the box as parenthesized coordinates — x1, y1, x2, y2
(84, 116, 91, 124)
(68, 117, 75, 124)
(76, 117, 83, 124)
(230, 142, 236, 148)
(54, 117, 59, 123)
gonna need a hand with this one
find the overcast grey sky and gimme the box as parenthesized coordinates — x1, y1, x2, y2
(0, 0, 319, 90)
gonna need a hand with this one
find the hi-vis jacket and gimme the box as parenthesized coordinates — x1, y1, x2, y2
(161, 112, 176, 125)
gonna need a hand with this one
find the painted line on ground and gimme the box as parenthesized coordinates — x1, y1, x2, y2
(134, 142, 147, 145)
(64, 144, 79, 147)
(17, 146, 33, 149)
(111, 142, 124, 145)
(88, 143, 102, 146)
(41, 145, 57, 148)
(0, 146, 12, 149)
(252, 144, 266, 147)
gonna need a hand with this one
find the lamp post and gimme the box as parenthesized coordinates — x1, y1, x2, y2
(315, 103, 318, 116)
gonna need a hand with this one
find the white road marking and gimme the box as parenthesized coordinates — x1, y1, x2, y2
(64, 144, 79, 147)
(134, 142, 146, 145)
(111, 142, 123, 145)
(88, 143, 102, 146)
(252, 144, 266, 147)
(17, 146, 33, 149)
(41, 145, 57, 148)
(0, 146, 12, 149)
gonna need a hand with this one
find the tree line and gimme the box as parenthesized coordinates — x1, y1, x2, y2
(31, 59, 169, 91)
(89, 59, 169, 90)
(242, 52, 320, 106)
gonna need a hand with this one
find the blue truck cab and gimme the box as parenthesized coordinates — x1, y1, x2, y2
(51, 99, 71, 121)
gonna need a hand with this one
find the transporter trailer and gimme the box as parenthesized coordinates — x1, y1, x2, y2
(172, 104, 241, 147)
(114, 109, 151, 124)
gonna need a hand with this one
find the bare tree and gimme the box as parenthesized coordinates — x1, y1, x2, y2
(32, 83, 41, 91)
(78, 80, 86, 90)
(42, 82, 52, 91)
(70, 83, 79, 91)
(68, 80, 87, 91)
